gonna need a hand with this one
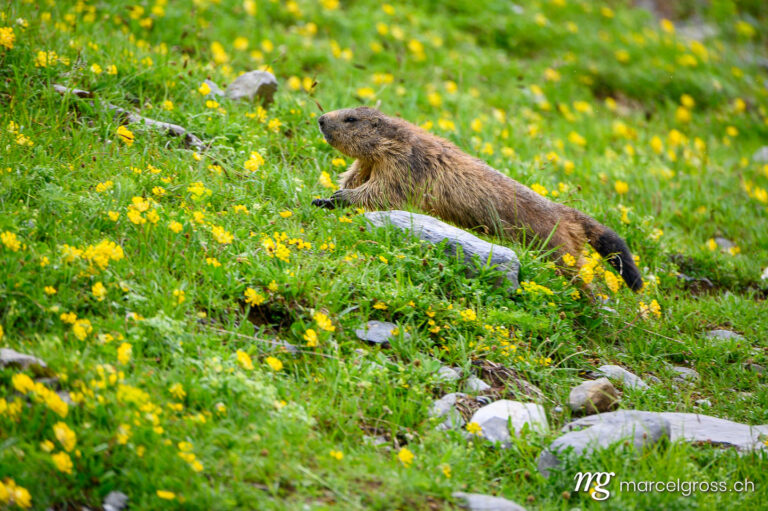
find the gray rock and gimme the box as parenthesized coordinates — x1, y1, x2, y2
(363, 435, 388, 447)
(672, 366, 699, 382)
(203, 79, 225, 97)
(646, 375, 661, 384)
(596, 365, 648, 390)
(568, 378, 619, 415)
(761, 266, 768, 280)
(103, 491, 129, 511)
(436, 366, 461, 382)
(695, 399, 712, 407)
(364, 211, 520, 291)
(452, 492, 527, 511)
(714, 237, 735, 250)
(430, 393, 467, 431)
(0, 348, 47, 370)
(746, 363, 765, 375)
(470, 400, 548, 447)
(538, 411, 670, 476)
(753, 146, 768, 163)
(354, 321, 407, 346)
(225, 70, 278, 105)
(465, 376, 492, 393)
(705, 329, 744, 342)
(560, 410, 768, 454)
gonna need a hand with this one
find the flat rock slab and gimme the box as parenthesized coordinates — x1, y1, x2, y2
(566, 410, 768, 452)
(705, 329, 744, 342)
(470, 400, 548, 447)
(538, 411, 670, 476)
(453, 492, 527, 511)
(568, 378, 619, 415)
(671, 366, 699, 382)
(364, 211, 520, 290)
(225, 70, 278, 105)
(596, 364, 648, 390)
(753, 146, 768, 163)
(0, 348, 48, 372)
(354, 321, 407, 346)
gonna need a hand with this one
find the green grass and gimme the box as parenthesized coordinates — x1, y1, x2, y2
(1, 0, 767, 509)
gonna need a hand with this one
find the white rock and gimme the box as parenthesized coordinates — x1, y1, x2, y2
(596, 364, 648, 390)
(470, 400, 548, 446)
(225, 70, 278, 105)
(436, 366, 461, 382)
(453, 492, 527, 511)
(465, 376, 492, 392)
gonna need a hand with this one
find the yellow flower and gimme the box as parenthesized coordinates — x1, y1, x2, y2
(614, 180, 629, 195)
(397, 447, 414, 467)
(108, 211, 120, 221)
(319, 171, 337, 190)
(72, 319, 93, 340)
(206, 257, 221, 267)
(615, 49, 630, 63)
(530, 183, 548, 196)
(117, 342, 132, 365)
(0, 27, 15, 50)
(268, 280, 279, 292)
(116, 125, 134, 146)
(329, 449, 343, 460)
(244, 287, 265, 307)
(92, 281, 107, 301)
(562, 253, 576, 267)
(568, 131, 586, 147)
(53, 422, 77, 452)
(198, 82, 211, 95)
(1, 231, 21, 251)
(544, 68, 560, 82)
(157, 490, 176, 500)
(466, 422, 482, 435)
(90, 63, 103, 75)
(52, 451, 73, 474)
(44, 285, 57, 295)
(303, 329, 319, 347)
(705, 238, 717, 251)
(357, 87, 376, 100)
(40, 440, 55, 452)
(604, 271, 621, 293)
(169, 383, 186, 400)
(660, 18, 675, 34)
(373, 302, 388, 310)
(675, 106, 691, 123)
(313, 311, 335, 332)
(173, 289, 185, 305)
(265, 356, 283, 371)
(244, 151, 265, 172)
(279, 210, 293, 218)
(459, 308, 477, 321)
(427, 91, 442, 107)
(12, 373, 35, 394)
(236, 350, 254, 370)
(161, 100, 174, 110)
(211, 225, 234, 244)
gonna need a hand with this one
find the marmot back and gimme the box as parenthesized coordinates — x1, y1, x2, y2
(313, 106, 643, 291)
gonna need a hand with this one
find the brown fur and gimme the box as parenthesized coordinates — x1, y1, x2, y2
(313, 107, 643, 291)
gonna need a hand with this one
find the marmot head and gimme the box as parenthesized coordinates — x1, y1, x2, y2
(318, 107, 406, 160)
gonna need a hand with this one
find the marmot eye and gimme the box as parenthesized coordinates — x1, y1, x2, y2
(343, 116, 358, 123)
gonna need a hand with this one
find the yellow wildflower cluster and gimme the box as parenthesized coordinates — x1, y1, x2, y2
(639, 299, 662, 319)
(1, 231, 21, 252)
(519, 281, 554, 296)
(261, 233, 292, 262)
(244, 287, 265, 306)
(313, 311, 335, 332)
(0, 478, 32, 508)
(12, 373, 69, 418)
(0, 27, 15, 50)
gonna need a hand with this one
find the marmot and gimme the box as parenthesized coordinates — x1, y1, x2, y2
(312, 107, 643, 291)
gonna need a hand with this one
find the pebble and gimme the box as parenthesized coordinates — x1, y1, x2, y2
(469, 400, 548, 447)
(452, 492, 527, 511)
(568, 378, 620, 415)
(354, 321, 407, 346)
(595, 364, 648, 390)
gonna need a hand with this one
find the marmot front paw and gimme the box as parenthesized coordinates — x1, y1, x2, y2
(311, 198, 337, 209)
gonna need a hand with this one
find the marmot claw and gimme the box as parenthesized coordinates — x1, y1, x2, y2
(311, 198, 336, 209)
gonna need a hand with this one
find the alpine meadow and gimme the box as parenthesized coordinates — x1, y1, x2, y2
(1, 1, 768, 510)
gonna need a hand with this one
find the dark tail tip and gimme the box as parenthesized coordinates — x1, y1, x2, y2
(592, 229, 643, 291)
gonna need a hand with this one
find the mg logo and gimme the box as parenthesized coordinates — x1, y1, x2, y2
(573, 472, 616, 501)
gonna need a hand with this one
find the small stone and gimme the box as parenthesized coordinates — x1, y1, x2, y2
(225, 70, 278, 105)
(436, 366, 461, 382)
(596, 365, 648, 390)
(364, 211, 520, 291)
(746, 363, 765, 375)
(430, 393, 467, 431)
(0, 348, 47, 371)
(354, 321, 407, 346)
(705, 329, 744, 342)
(761, 267, 768, 280)
(671, 366, 699, 382)
(363, 435, 388, 447)
(465, 376, 492, 392)
(752, 146, 768, 163)
(203, 79, 225, 97)
(452, 492, 527, 511)
(470, 400, 548, 447)
(695, 399, 712, 407)
(568, 378, 619, 415)
(103, 491, 129, 511)
(714, 237, 735, 250)
(553, 405, 563, 414)
(646, 375, 661, 384)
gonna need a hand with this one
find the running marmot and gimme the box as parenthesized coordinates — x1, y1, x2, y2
(312, 107, 643, 291)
